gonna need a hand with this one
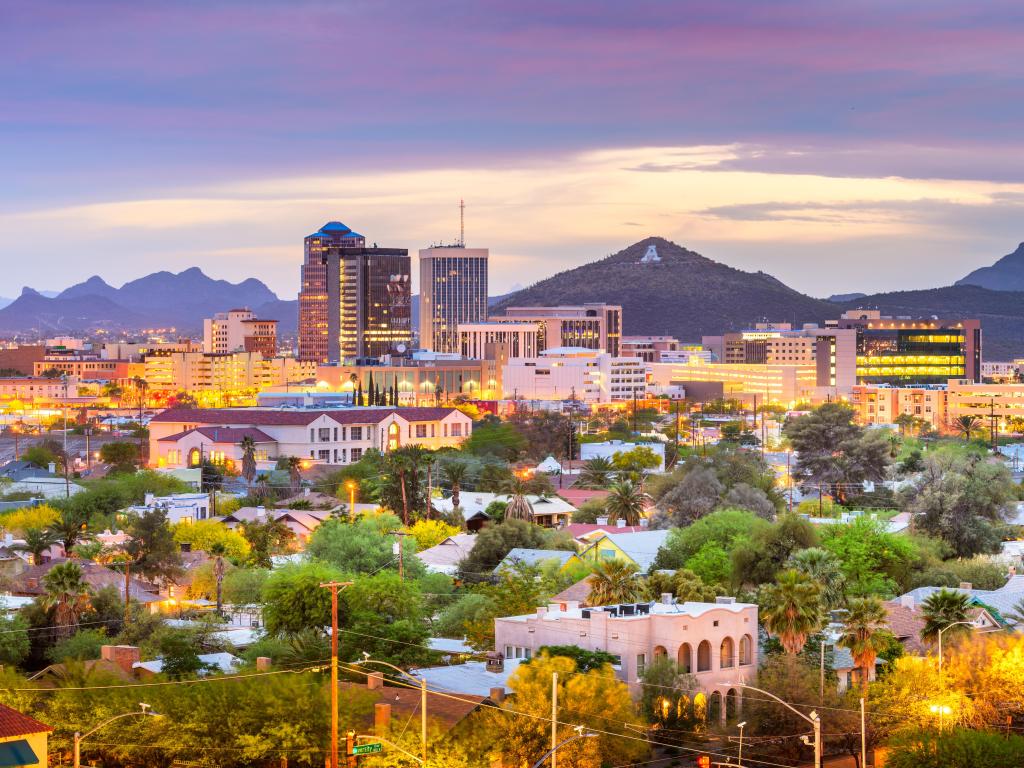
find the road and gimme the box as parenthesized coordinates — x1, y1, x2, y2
(0, 431, 131, 465)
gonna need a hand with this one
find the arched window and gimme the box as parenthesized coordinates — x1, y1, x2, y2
(720, 637, 735, 668)
(692, 692, 707, 722)
(188, 447, 201, 467)
(726, 689, 739, 721)
(677, 643, 692, 673)
(697, 640, 712, 672)
(708, 691, 722, 723)
(739, 634, 753, 666)
(653, 645, 667, 660)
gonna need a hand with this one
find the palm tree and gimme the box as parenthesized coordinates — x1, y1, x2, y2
(786, 547, 846, 609)
(760, 569, 824, 655)
(604, 480, 647, 526)
(503, 475, 534, 522)
(838, 596, 889, 688)
(41, 561, 92, 639)
(48, 508, 92, 554)
(952, 415, 981, 442)
(579, 457, 615, 488)
(921, 588, 972, 645)
(587, 559, 642, 605)
(286, 456, 303, 495)
(240, 436, 257, 491)
(14, 528, 57, 564)
(254, 474, 271, 501)
(440, 460, 470, 511)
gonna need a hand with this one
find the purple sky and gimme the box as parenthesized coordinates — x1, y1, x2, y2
(3, 0, 1024, 298)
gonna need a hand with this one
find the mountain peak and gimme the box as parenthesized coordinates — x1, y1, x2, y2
(956, 240, 1024, 291)
(20, 286, 40, 298)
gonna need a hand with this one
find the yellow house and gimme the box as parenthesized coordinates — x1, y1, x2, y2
(577, 530, 671, 573)
(0, 703, 52, 767)
(494, 548, 585, 574)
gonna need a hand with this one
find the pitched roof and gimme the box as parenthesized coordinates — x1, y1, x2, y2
(13, 559, 162, 603)
(583, 529, 670, 572)
(551, 576, 594, 605)
(340, 681, 485, 730)
(566, 523, 647, 537)
(495, 548, 578, 573)
(158, 427, 275, 443)
(415, 534, 478, 572)
(150, 407, 462, 426)
(0, 704, 51, 737)
(882, 603, 928, 655)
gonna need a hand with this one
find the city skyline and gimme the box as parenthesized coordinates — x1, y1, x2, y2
(4, 1, 1024, 298)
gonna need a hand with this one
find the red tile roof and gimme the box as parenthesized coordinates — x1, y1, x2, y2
(158, 427, 275, 443)
(556, 488, 610, 506)
(0, 704, 52, 737)
(151, 407, 462, 426)
(339, 682, 485, 730)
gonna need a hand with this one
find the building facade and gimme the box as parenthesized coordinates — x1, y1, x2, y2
(621, 336, 682, 363)
(142, 352, 315, 396)
(648, 359, 819, 406)
(947, 379, 1024, 434)
(501, 348, 645, 403)
(494, 595, 757, 713)
(849, 385, 949, 430)
(418, 246, 489, 353)
(298, 221, 412, 363)
(493, 304, 623, 356)
(149, 406, 473, 469)
(830, 310, 981, 385)
(312, 359, 502, 404)
(203, 309, 278, 356)
(457, 322, 539, 360)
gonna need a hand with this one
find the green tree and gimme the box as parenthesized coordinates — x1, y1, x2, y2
(47, 506, 92, 553)
(732, 513, 819, 586)
(239, 516, 293, 568)
(884, 729, 1024, 768)
(921, 588, 972, 645)
(760, 569, 823, 655)
(786, 547, 846, 608)
(502, 475, 534, 522)
(643, 568, 720, 602)
(306, 513, 420, 577)
(21, 444, 58, 470)
(158, 629, 214, 679)
(98, 441, 139, 471)
(652, 508, 768, 570)
(172, 519, 250, 561)
(457, 519, 573, 581)
(820, 516, 916, 597)
(837, 595, 890, 689)
(785, 403, 890, 504)
(261, 561, 344, 635)
(684, 541, 733, 587)
(604, 480, 647, 526)
(587, 559, 642, 605)
(13, 528, 57, 563)
(222, 568, 268, 605)
(239, 435, 257, 490)
(529, 645, 620, 672)
(343, 571, 431, 667)
(640, 656, 701, 733)
(438, 459, 470, 511)
(952, 415, 982, 442)
(611, 446, 662, 480)
(46, 628, 105, 663)
(461, 415, 527, 461)
(41, 561, 92, 639)
(124, 508, 183, 585)
(0, 613, 29, 667)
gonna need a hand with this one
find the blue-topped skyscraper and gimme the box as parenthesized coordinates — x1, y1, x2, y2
(298, 221, 411, 363)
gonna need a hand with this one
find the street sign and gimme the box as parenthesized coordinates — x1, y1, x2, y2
(352, 742, 383, 755)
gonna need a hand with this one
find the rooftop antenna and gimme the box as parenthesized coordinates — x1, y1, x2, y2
(459, 199, 465, 247)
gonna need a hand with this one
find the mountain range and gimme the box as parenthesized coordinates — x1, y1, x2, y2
(2, 239, 1023, 357)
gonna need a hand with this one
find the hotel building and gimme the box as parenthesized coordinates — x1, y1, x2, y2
(829, 310, 981, 385)
(298, 221, 412, 363)
(457, 322, 540, 360)
(501, 348, 645, 404)
(491, 304, 622, 356)
(418, 246, 489, 354)
(203, 309, 278, 357)
(141, 351, 315, 396)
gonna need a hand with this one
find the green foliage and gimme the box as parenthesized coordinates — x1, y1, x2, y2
(124, 508, 183, 584)
(570, 498, 604, 523)
(820, 517, 916, 597)
(239, 516, 293, 568)
(98, 441, 139, 470)
(0, 614, 29, 667)
(653, 508, 769, 571)
(911, 556, 1009, 592)
(759, 569, 824, 655)
(307, 513, 421, 577)
(684, 541, 733, 586)
(46, 628, 106, 663)
(529, 645, 619, 672)
(222, 568, 269, 605)
(786, 547, 846, 608)
(172, 520, 250, 561)
(462, 566, 549, 650)
(587, 559, 643, 605)
(920, 588, 971, 644)
(457, 519, 574, 581)
(406, 518, 461, 551)
(343, 571, 432, 666)
(639, 656, 701, 735)
(732, 513, 819, 587)
(262, 561, 344, 635)
(884, 729, 1024, 768)
(643, 569, 721, 602)
(21, 444, 58, 470)
(157, 629, 215, 679)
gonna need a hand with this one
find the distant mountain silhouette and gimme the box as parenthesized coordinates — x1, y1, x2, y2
(828, 292, 867, 303)
(0, 287, 148, 335)
(956, 242, 1024, 291)
(492, 237, 837, 340)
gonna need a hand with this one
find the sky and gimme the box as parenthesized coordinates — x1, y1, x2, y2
(2, 0, 1024, 299)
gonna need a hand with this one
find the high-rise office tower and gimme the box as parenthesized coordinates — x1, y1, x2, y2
(419, 245, 489, 353)
(298, 221, 412, 363)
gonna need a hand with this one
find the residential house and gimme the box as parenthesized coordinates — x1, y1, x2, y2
(894, 576, 1020, 629)
(134, 651, 241, 678)
(0, 703, 52, 767)
(341, 674, 490, 738)
(433, 492, 575, 530)
(550, 576, 594, 607)
(493, 548, 584, 574)
(13, 560, 165, 613)
(411, 656, 525, 698)
(494, 594, 758, 721)
(578, 529, 670, 573)
(416, 534, 478, 575)
(125, 492, 212, 525)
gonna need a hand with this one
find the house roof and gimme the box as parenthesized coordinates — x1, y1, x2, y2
(150, 407, 462, 427)
(0, 704, 51, 737)
(415, 534, 478, 572)
(893, 574, 1024, 625)
(566, 523, 647, 537)
(157, 427, 275, 443)
(134, 652, 240, 676)
(495, 548, 578, 573)
(883, 603, 928, 655)
(340, 681, 485, 730)
(13, 559, 162, 604)
(556, 488, 610, 507)
(434, 492, 575, 522)
(551, 576, 594, 606)
(581, 529, 670, 572)
(410, 659, 524, 698)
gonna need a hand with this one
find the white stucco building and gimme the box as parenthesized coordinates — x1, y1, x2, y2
(501, 348, 645, 404)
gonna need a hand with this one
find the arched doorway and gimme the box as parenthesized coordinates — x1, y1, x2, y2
(726, 689, 739, 721)
(739, 634, 753, 666)
(188, 447, 201, 467)
(677, 694, 691, 721)
(697, 640, 711, 672)
(708, 691, 722, 723)
(653, 645, 667, 660)
(692, 692, 707, 723)
(677, 643, 692, 673)
(387, 422, 401, 451)
(720, 637, 735, 668)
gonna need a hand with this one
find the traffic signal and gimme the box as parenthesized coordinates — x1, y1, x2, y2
(696, 755, 711, 768)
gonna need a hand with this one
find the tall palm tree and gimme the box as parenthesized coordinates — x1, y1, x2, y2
(254, 474, 271, 501)
(48, 508, 92, 554)
(838, 596, 889, 689)
(587, 559, 642, 605)
(41, 561, 92, 639)
(286, 456, 303, 495)
(604, 480, 647, 526)
(579, 457, 615, 488)
(440, 460, 470, 511)
(14, 528, 57, 564)
(786, 547, 846, 609)
(921, 589, 972, 645)
(952, 415, 981, 442)
(502, 475, 534, 522)
(239, 436, 257, 491)
(760, 569, 824, 655)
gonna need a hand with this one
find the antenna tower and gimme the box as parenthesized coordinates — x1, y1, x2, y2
(459, 199, 465, 246)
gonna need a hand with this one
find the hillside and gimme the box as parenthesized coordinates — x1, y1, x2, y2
(491, 237, 838, 340)
(956, 242, 1024, 291)
(0, 288, 149, 335)
(839, 284, 1024, 359)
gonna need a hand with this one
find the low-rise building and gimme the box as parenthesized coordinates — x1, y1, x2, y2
(849, 384, 948, 429)
(502, 348, 645, 404)
(149, 406, 472, 469)
(947, 379, 1024, 435)
(432, 491, 575, 529)
(648, 359, 818, 406)
(0, 703, 51, 767)
(142, 351, 314, 398)
(621, 336, 682, 363)
(494, 548, 584, 574)
(125, 492, 212, 525)
(494, 595, 758, 715)
(577, 529, 670, 573)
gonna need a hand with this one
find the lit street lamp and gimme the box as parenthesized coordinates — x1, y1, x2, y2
(721, 681, 821, 768)
(736, 721, 747, 767)
(74, 703, 161, 768)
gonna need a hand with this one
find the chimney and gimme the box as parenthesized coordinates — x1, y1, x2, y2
(596, 517, 608, 526)
(1010, 566, 1017, 577)
(486, 651, 504, 673)
(715, 596, 736, 604)
(255, 657, 272, 671)
(144, 493, 155, 505)
(47, 462, 56, 474)
(660, 593, 673, 605)
(489, 686, 506, 703)
(367, 672, 385, 690)
(959, 582, 972, 591)
(101, 645, 141, 677)
(373, 702, 391, 735)
(616, 519, 626, 528)
(900, 594, 915, 610)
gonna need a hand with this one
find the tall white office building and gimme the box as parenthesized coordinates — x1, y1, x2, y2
(419, 245, 489, 354)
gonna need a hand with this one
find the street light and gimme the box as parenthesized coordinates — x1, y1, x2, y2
(937, 620, 976, 681)
(358, 653, 428, 765)
(346, 480, 358, 521)
(736, 721, 747, 768)
(529, 727, 597, 768)
(74, 703, 161, 768)
(721, 681, 821, 768)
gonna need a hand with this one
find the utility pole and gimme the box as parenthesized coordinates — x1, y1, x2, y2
(389, 531, 412, 580)
(320, 580, 354, 768)
(62, 374, 70, 498)
(673, 400, 680, 461)
(819, 641, 826, 705)
(551, 672, 558, 768)
(860, 697, 867, 768)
